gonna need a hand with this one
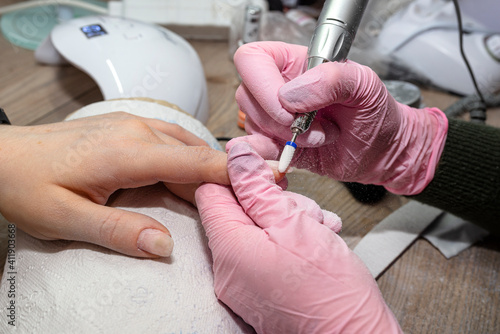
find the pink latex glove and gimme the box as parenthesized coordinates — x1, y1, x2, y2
(234, 41, 448, 195)
(195, 142, 402, 334)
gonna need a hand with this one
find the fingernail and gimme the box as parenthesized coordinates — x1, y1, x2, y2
(137, 229, 174, 257)
(266, 160, 295, 173)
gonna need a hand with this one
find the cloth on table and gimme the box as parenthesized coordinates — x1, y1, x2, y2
(354, 201, 489, 279)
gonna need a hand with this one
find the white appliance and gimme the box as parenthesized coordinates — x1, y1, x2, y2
(375, 0, 500, 96)
(35, 15, 210, 123)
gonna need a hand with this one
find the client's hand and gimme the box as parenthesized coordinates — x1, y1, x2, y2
(195, 142, 402, 333)
(0, 112, 229, 258)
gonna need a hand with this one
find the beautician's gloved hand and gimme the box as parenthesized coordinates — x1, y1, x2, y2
(234, 41, 448, 195)
(195, 142, 402, 334)
(0, 112, 230, 258)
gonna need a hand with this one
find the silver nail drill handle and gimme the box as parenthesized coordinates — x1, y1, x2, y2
(290, 0, 369, 136)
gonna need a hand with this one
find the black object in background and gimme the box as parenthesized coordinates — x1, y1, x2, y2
(0, 108, 11, 125)
(344, 182, 387, 204)
(267, 0, 323, 11)
(267, 0, 283, 11)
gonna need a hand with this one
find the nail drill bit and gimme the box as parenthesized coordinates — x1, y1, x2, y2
(278, 0, 369, 173)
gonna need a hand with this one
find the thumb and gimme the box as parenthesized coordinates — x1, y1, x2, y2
(60, 193, 174, 258)
(196, 183, 256, 231)
(226, 134, 282, 161)
(195, 182, 261, 256)
(228, 142, 323, 232)
(227, 135, 288, 189)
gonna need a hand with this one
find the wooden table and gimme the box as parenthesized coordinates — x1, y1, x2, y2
(0, 9, 498, 333)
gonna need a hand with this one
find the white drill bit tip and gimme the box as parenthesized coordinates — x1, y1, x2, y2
(278, 141, 297, 173)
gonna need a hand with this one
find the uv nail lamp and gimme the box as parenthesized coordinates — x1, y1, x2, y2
(35, 15, 209, 123)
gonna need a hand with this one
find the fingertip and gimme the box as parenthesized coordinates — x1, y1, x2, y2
(46, 191, 176, 259)
(137, 228, 174, 257)
(265, 160, 291, 183)
(276, 176, 288, 190)
(322, 210, 342, 234)
(96, 209, 174, 258)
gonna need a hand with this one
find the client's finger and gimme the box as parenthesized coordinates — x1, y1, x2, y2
(122, 145, 231, 185)
(100, 111, 209, 147)
(41, 190, 174, 258)
(143, 118, 210, 147)
(163, 182, 199, 206)
(121, 143, 285, 189)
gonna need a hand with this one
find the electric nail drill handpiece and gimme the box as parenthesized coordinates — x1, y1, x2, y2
(278, 0, 369, 173)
